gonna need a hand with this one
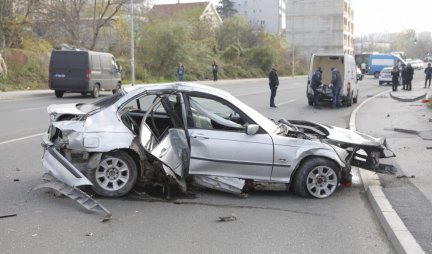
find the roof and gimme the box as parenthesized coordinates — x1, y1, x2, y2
(148, 2, 210, 19)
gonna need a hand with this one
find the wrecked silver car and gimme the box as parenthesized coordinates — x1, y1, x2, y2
(39, 82, 396, 206)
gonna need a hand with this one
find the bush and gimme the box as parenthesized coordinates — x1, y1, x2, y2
(1, 49, 49, 91)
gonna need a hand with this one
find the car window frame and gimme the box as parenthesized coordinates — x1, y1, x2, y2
(184, 92, 258, 133)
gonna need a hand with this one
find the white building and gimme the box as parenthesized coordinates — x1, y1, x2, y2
(286, 0, 355, 59)
(231, 0, 287, 34)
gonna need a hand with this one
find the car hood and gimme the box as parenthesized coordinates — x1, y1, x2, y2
(288, 120, 386, 147)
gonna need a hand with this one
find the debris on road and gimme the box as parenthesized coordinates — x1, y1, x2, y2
(100, 216, 111, 223)
(427, 147, 432, 150)
(13, 178, 19, 182)
(393, 128, 419, 134)
(218, 213, 237, 222)
(33, 173, 112, 219)
(396, 175, 415, 179)
(84, 232, 94, 236)
(0, 213, 17, 219)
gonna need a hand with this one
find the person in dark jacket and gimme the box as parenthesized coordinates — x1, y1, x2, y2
(331, 67, 342, 108)
(391, 65, 400, 91)
(405, 63, 414, 90)
(212, 60, 219, 81)
(400, 64, 407, 90)
(424, 63, 432, 88)
(177, 63, 185, 81)
(311, 67, 323, 108)
(268, 64, 279, 108)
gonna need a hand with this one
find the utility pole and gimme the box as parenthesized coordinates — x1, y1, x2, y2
(130, 0, 135, 85)
(291, 0, 296, 78)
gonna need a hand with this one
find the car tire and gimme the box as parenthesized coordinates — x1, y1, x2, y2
(91, 84, 100, 98)
(353, 92, 358, 104)
(112, 82, 121, 94)
(54, 90, 64, 98)
(293, 158, 340, 199)
(374, 72, 380, 78)
(379, 81, 383, 85)
(89, 151, 138, 197)
(307, 96, 313, 106)
(346, 93, 353, 107)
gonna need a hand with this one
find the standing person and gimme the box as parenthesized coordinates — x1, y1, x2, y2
(330, 67, 342, 108)
(401, 64, 407, 90)
(311, 67, 323, 109)
(177, 63, 185, 81)
(0, 53, 7, 77)
(405, 63, 414, 91)
(424, 63, 432, 88)
(391, 65, 400, 92)
(211, 60, 219, 81)
(268, 64, 279, 108)
(360, 62, 366, 74)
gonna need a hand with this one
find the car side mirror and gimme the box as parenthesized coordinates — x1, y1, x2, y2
(245, 124, 259, 135)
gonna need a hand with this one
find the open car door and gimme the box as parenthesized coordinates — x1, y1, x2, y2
(139, 95, 190, 191)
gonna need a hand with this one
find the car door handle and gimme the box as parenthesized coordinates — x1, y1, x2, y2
(159, 148, 168, 158)
(190, 134, 209, 140)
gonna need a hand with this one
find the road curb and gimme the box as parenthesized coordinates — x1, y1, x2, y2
(389, 91, 426, 102)
(350, 90, 425, 254)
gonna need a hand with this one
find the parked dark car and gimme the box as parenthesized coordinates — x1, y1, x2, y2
(48, 49, 122, 98)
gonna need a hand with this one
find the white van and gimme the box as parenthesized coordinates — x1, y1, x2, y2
(306, 53, 359, 107)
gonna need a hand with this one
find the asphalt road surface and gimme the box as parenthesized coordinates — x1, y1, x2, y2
(0, 75, 397, 253)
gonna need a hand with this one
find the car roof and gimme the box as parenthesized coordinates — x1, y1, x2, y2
(122, 82, 232, 98)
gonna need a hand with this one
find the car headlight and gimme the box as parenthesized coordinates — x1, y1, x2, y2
(50, 113, 57, 122)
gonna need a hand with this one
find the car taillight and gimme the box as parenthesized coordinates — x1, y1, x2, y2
(347, 81, 351, 93)
(85, 69, 91, 81)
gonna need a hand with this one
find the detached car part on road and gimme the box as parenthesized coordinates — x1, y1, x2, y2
(38, 83, 397, 213)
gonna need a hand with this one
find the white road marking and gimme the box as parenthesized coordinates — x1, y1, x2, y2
(17, 107, 46, 112)
(0, 132, 45, 146)
(277, 99, 297, 106)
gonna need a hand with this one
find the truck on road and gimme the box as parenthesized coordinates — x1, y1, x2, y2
(367, 54, 406, 78)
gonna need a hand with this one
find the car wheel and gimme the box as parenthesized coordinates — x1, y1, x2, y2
(112, 82, 121, 94)
(374, 72, 380, 78)
(353, 92, 358, 104)
(307, 96, 313, 106)
(91, 84, 100, 98)
(379, 81, 383, 85)
(89, 151, 138, 197)
(293, 158, 340, 199)
(346, 93, 353, 107)
(54, 90, 64, 98)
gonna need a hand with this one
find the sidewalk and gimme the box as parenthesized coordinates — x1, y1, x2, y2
(355, 85, 432, 253)
(0, 89, 51, 100)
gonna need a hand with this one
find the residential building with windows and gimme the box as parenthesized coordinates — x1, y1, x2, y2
(231, 0, 287, 34)
(286, 0, 355, 59)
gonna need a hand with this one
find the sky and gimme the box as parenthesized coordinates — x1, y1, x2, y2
(154, 0, 432, 36)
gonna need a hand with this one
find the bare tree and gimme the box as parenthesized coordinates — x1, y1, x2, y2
(88, 0, 128, 50)
(37, 0, 87, 47)
(38, 0, 127, 50)
(0, 0, 38, 51)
